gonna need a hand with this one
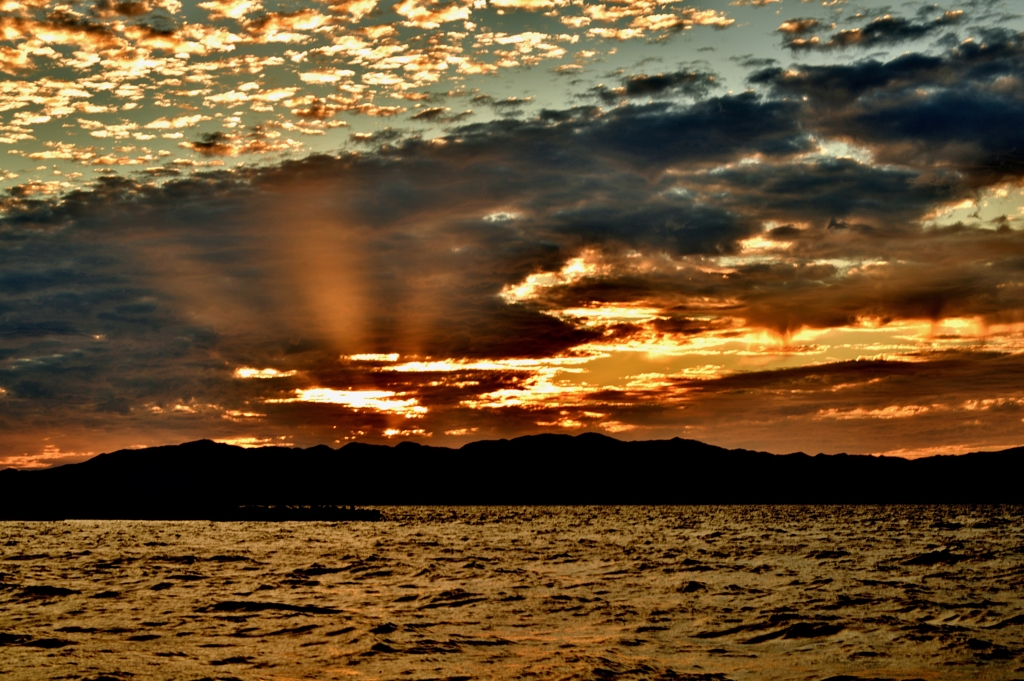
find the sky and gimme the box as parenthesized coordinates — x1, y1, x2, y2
(1, 0, 1024, 467)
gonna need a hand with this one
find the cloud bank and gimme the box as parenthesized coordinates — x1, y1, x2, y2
(2, 1, 1024, 465)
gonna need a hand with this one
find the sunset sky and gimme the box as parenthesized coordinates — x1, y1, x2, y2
(2, 0, 1024, 467)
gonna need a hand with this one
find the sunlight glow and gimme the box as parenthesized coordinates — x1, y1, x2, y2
(267, 388, 428, 416)
(382, 427, 431, 438)
(871, 442, 1024, 459)
(6, 444, 96, 469)
(499, 250, 607, 304)
(233, 367, 297, 379)
(536, 415, 585, 428)
(815, 405, 935, 420)
(444, 427, 479, 436)
(381, 356, 598, 372)
(599, 421, 636, 433)
(460, 373, 592, 409)
(215, 436, 293, 448)
(548, 305, 664, 325)
(483, 211, 522, 222)
(961, 397, 1024, 410)
(222, 410, 267, 421)
(737, 235, 792, 252)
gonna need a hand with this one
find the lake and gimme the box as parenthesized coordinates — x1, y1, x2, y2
(1, 506, 1022, 680)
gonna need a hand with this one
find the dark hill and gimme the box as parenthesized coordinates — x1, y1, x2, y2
(0, 433, 1021, 519)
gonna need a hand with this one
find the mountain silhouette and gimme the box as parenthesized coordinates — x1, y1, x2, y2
(0, 433, 1021, 519)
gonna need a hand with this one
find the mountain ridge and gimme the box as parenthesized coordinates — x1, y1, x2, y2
(1, 433, 1022, 518)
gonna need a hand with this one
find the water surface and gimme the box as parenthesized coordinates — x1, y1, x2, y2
(2, 506, 1022, 680)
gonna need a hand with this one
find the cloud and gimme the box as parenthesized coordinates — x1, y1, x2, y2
(669, 350, 1024, 451)
(590, 69, 718, 102)
(677, 157, 955, 230)
(3, 26, 1024, 460)
(197, 0, 262, 20)
(470, 94, 534, 113)
(91, 0, 158, 18)
(781, 11, 965, 51)
(179, 129, 303, 156)
(393, 0, 471, 29)
(144, 114, 211, 129)
(489, 0, 563, 10)
(410, 106, 450, 121)
(0, 44, 37, 74)
(750, 30, 1024, 187)
(0, 0, 746, 197)
(289, 98, 340, 119)
(0, 95, 799, 453)
(776, 18, 820, 35)
(327, 0, 378, 22)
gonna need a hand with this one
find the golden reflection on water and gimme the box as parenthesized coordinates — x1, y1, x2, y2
(1, 506, 1022, 681)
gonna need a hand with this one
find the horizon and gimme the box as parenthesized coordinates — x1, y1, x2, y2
(2, 0, 1024, 467)
(4, 430, 1023, 471)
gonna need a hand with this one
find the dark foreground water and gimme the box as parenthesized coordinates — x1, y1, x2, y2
(1, 506, 1022, 681)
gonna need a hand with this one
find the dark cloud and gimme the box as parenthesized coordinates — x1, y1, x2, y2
(548, 199, 753, 255)
(178, 127, 295, 157)
(751, 30, 1024, 186)
(848, 89, 1024, 182)
(470, 95, 534, 112)
(733, 55, 778, 69)
(407, 107, 473, 124)
(677, 157, 957, 229)
(749, 53, 947, 105)
(3, 61, 1024, 459)
(410, 106, 450, 121)
(782, 11, 965, 51)
(349, 127, 405, 146)
(0, 95, 803, 453)
(182, 131, 235, 156)
(590, 70, 719, 102)
(567, 95, 807, 166)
